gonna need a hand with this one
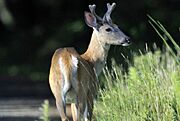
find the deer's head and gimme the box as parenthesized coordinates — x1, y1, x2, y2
(85, 3, 131, 46)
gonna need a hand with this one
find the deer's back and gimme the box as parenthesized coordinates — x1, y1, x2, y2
(49, 47, 98, 100)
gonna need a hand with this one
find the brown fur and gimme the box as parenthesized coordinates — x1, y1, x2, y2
(49, 47, 98, 121)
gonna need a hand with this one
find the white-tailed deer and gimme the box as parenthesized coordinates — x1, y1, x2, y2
(49, 3, 131, 121)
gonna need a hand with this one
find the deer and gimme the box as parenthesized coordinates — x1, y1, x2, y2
(49, 2, 131, 121)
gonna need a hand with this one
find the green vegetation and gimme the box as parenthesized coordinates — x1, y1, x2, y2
(93, 17, 180, 121)
(39, 100, 50, 121)
(94, 50, 180, 121)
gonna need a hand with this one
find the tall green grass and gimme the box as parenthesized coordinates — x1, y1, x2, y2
(93, 17, 180, 121)
(94, 50, 180, 121)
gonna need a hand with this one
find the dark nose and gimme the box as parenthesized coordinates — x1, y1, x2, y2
(120, 36, 131, 46)
(125, 37, 131, 45)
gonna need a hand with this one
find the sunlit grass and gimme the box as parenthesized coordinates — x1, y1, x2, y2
(94, 50, 180, 121)
(93, 17, 180, 121)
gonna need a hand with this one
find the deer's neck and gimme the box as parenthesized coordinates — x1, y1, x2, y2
(81, 30, 110, 75)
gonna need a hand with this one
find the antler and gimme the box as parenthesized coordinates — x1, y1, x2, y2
(103, 3, 116, 23)
(89, 4, 103, 22)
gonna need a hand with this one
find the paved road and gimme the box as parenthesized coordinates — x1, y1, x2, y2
(0, 98, 59, 121)
(0, 76, 62, 120)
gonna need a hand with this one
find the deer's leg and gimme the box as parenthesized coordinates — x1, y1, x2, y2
(71, 85, 87, 121)
(66, 103, 73, 119)
(49, 81, 68, 120)
(71, 95, 86, 121)
(56, 80, 71, 121)
(77, 95, 87, 121)
(71, 103, 78, 121)
(73, 100, 88, 121)
(87, 92, 94, 121)
(84, 102, 89, 121)
(56, 95, 68, 121)
(77, 82, 88, 121)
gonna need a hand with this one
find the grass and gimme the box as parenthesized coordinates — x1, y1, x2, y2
(93, 16, 180, 121)
(94, 50, 180, 121)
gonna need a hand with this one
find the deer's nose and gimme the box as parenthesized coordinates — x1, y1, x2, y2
(125, 37, 131, 45)
(121, 37, 131, 46)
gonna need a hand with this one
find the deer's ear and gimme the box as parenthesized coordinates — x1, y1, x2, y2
(84, 11, 97, 28)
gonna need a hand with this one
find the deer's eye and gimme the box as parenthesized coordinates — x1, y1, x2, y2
(105, 28, 112, 32)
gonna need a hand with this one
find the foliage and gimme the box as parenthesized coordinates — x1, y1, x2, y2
(39, 100, 50, 121)
(94, 50, 180, 121)
(93, 19, 180, 121)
